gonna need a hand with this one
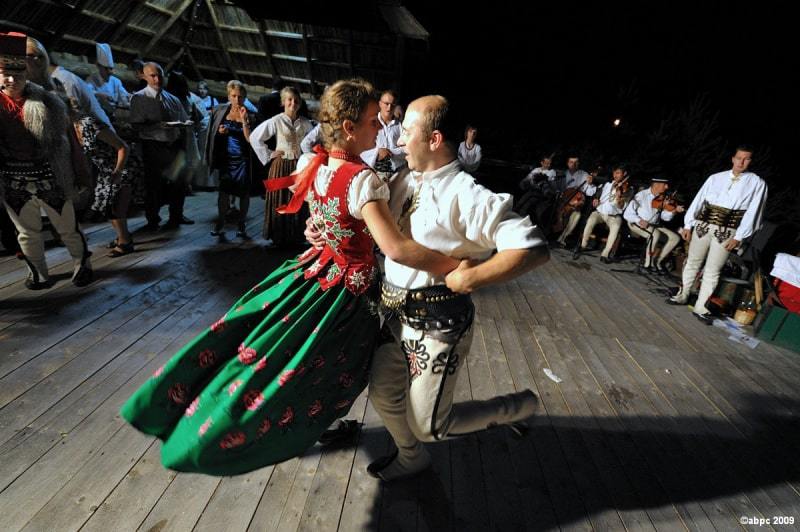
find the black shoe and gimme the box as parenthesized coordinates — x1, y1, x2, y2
(366, 450, 399, 479)
(162, 220, 181, 230)
(318, 419, 360, 446)
(665, 297, 687, 306)
(600, 256, 611, 264)
(655, 263, 670, 276)
(178, 216, 195, 225)
(236, 223, 251, 240)
(72, 265, 93, 287)
(694, 312, 714, 325)
(25, 277, 53, 290)
(572, 248, 582, 260)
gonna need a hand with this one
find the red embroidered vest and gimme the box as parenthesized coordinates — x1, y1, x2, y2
(294, 161, 377, 295)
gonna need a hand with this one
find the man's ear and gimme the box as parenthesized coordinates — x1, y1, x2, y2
(429, 130, 443, 151)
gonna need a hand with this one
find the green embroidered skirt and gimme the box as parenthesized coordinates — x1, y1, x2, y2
(121, 258, 379, 476)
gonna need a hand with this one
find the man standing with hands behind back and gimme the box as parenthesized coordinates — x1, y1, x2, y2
(667, 145, 767, 323)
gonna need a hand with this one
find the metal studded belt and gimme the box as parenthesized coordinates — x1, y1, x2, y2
(380, 282, 473, 329)
(698, 202, 746, 229)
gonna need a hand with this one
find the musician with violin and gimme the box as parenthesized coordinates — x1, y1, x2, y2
(623, 177, 685, 275)
(576, 164, 632, 263)
(667, 145, 767, 324)
(555, 156, 597, 247)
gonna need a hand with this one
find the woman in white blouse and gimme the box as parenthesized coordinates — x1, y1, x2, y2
(249, 86, 313, 246)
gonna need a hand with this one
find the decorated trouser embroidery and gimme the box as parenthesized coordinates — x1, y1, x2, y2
(3, 197, 90, 283)
(675, 222, 733, 314)
(627, 222, 681, 267)
(370, 303, 532, 463)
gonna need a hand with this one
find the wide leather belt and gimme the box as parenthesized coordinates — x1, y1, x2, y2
(698, 202, 745, 229)
(380, 281, 473, 330)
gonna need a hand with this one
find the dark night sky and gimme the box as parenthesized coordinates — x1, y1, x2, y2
(401, 1, 796, 177)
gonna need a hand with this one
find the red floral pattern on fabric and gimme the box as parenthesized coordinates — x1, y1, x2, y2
(228, 379, 243, 396)
(210, 317, 226, 333)
(254, 357, 268, 372)
(257, 417, 272, 436)
(307, 400, 323, 418)
(311, 356, 325, 369)
(243, 390, 264, 411)
(153, 366, 164, 378)
(279, 369, 296, 387)
(278, 406, 294, 427)
(338, 373, 354, 388)
(237, 344, 258, 365)
(185, 397, 200, 417)
(219, 431, 246, 449)
(335, 399, 351, 410)
(198, 349, 216, 368)
(199, 417, 212, 436)
(167, 383, 189, 405)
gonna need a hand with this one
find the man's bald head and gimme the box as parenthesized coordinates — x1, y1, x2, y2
(142, 62, 163, 90)
(408, 95, 450, 140)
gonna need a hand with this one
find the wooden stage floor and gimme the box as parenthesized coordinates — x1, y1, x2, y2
(1, 192, 799, 531)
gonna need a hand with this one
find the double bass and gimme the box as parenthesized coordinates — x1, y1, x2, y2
(551, 182, 587, 234)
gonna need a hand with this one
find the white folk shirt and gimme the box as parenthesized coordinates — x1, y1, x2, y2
(458, 142, 482, 173)
(595, 182, 627, 216)
(296, 153, 390, 218)
(624, 187, 676, 225)
(564, 169, 597, 196)
(250, 113, 313, 164)
(683, 170, 767, 241)
(88, 73, 131, 108)
(384, 160, 547, 289)
(360, 115, 405, 171)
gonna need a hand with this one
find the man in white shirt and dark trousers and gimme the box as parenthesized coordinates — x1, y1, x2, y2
(360, 90, 405, 181)
(667, 146, 767, 323)
(555, 156, 597, 247)
(129, 62, 193, 231)
(366, 95, 550, 481)
(624, 177, 685, 274)
(575, 164, 631, 262)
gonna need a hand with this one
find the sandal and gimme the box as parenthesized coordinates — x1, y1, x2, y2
(107, 241, 135, 257)
(107, 238, 134, 249)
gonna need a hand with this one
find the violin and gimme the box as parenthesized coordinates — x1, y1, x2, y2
(550, 185, 586, 234)
(651, 191, 680, 212)
(613, 175, 630, 195)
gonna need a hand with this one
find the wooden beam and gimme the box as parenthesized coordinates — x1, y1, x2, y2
(165, 46, 185, 73)
(300, 24, 317, 97)
(142, 0, 195, 57)
(217, 24, 260, 34)
(81, 9, 117, 24)
(105, 1, 145, 43)
(49, 0, 90, 49)
(256, 19, 280, 84)
(204, 0, 239, 78)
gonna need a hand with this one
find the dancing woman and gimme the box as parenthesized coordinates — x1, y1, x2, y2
(121, 79, 459, 475)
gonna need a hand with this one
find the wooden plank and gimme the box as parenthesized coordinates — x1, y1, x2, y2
(194, 468, 273, 532)
(142, 0, 195, 56)
(469, 316, 529, 530)
(513, 326, 595, 532)
(297, 391, 368, 531)
(575, 333, 718, 531)
(246, 458, 302, 531)
(79, 442, 177, 532)
(659, 345, 800, 517)
(336, 393, 390, 531)
(537, 326, 659, 531)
